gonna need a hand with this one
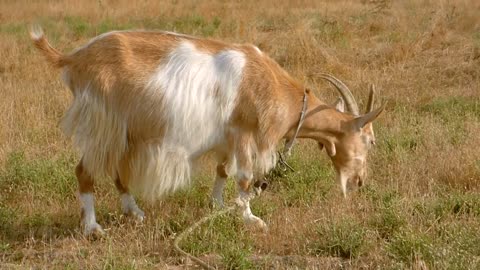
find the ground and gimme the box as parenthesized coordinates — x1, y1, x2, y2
(1, 0, 479, 269)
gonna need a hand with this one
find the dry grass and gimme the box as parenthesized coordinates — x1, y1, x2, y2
(1, 0, 480, 269)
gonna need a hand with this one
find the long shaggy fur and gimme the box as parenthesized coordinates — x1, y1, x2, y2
(126, 144, 191, 201)
(60, 89, 128, 181)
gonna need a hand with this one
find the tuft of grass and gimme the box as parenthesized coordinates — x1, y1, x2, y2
(387, 229, 435, 268)
(96, 18, 135, 35)
(312, 16, 348, 47)
(171, 15, 222, 37)
(23, 212, 53, 229)
(0, 242, 11, 253)
(473, 31, 480, 44)
(420, 97, 480, 121)
(221, 244, 254, 270)
(365, 190, 406, 239)
(0, 23, 26, 36)
(270, 150, 334, 207)
(436, 223, 480, 269)
(310, 217, 370, 259)
(64, 16, 90, 37)
(431, 193, 480, 218)
(0, 205, 17, 238)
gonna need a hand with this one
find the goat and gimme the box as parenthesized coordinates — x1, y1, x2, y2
(30, 26, 385, 235)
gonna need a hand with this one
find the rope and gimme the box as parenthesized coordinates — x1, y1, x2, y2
(173, 205, 236, 270)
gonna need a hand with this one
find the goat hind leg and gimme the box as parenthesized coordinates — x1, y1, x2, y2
(115, 177, 145, 222)
(76, 159, 104, 236)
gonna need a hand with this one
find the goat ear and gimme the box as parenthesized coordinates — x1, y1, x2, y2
(318, 139, 336, 157)
(333, 97, 345, 112)
(353, 103, 386, 130)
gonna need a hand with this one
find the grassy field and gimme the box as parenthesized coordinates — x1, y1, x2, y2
(1, 0, 479, 269)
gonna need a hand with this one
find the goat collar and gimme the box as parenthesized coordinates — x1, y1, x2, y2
(264, 90, 308, 177)
(282, 89, 308, 158)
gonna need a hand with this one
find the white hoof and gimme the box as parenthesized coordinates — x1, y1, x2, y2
(121, 194, 145, 222)
(84, 222, 105, 237)
(244, 215, 268, 231)
(210, 197, 225, 209)
(129, 208, 145, 223)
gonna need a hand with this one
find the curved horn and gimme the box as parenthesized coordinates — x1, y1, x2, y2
(366, 84, 375, 113)
(354, 102, 386, 130)
(319, 73, 359, 116)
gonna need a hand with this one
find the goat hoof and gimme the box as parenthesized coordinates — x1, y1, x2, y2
(84, 223, 105, 238)
(132, 212, 145, 223)
(129, 209, 145, 223)
(245, 216, 268, 232)
(255, 219, 268, 232)
(209, 198, 225, 209)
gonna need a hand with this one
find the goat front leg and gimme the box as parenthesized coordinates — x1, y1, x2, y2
(234, 138, 267, 230)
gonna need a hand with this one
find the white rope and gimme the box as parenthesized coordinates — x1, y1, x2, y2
(173, 205, 236, 270)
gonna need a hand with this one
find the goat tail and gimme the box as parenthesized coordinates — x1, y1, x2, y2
(29, 25, 68, 68)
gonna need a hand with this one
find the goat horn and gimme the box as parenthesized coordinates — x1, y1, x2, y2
(319, 73, 359, 116)
(366, 84, 375, 113)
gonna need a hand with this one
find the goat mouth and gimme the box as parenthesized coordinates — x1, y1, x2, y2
(356, 177, 364, 187)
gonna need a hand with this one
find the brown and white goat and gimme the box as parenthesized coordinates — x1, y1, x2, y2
(30, 26, 385, 235)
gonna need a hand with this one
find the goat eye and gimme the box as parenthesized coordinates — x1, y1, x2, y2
(371, 140, 376, 146)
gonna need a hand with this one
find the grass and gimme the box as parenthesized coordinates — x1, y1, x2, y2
(0, 151, 77, 201)
(310, 217, 370, 259)
(1, 0, 480, 269)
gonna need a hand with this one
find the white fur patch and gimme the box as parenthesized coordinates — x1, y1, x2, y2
(131, 41, 246, 200)
(151, 41, 245, 155)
